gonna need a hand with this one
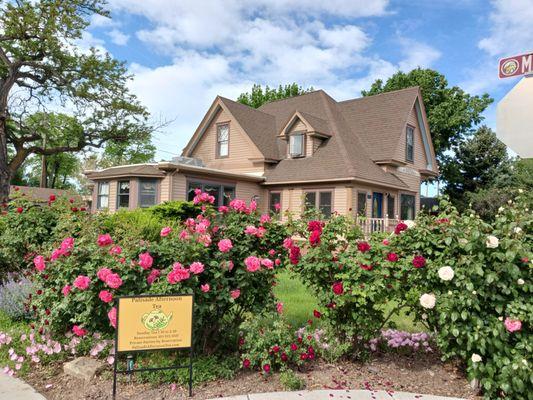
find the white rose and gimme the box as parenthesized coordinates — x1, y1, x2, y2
(419, 293, 436, 309)
(448, 290, 453, 295)
(438, 266, 454, 281)
(405, 220, 416, 228)
(517, 278, 525, 285)
(472, 290, 477, 295)
(513, 227, 522, 234)
(508, 199, 513, 204)
(498, 206, 505, 213)
(522, 359, 528, 366)
(518, 189, 524, 194)
(471, 353, 482, 363)
(498, 316, 503, 321)
(486, 235, 499, 248)
(421, 313, 428, 320)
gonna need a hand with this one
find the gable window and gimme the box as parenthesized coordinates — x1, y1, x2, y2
(269, 192, 281, 213)
(289, 133, 304, 157)
(117, 181, 130, 208)
(357, 191, 367, 216)
(217, 123, 229, 158)
(400, 194, 415, 220)
(97, 182, 109, 209)
(406, 126, 414, 162)
(304, 190, 332, 218)
(187, 180, 235, 207)
(139, 179, 157, 208)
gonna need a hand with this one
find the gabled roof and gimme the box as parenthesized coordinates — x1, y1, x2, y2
(182, 86, 436, 187)
(84, 164, 165, 180)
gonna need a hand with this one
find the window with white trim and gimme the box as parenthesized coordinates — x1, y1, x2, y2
(139, 179, 157, 208)
(406, 126, 414, 162)
(217, 123, 229, 158)
(304, 190, 333, 218)
(289, 133, 304, 157)
(97, 182, 109, 209)
(117, 181, 130, 208)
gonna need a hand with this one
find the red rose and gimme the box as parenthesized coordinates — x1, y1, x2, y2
(45, 309, 50, 315)
(326, 302, 336, 309)
(272, 345, 280, 353)
(243, 359, 250, 368)
(386, 252, 399, 262)
(289, 245, 301, 265)
(313, 309, 322, 318)
(263, 364, 271, 373)
(16, 207, 23, 214)
(394, 222, 408, 234)
(307, 220, 323, 233)
(309, 230, 321, 247)
(290, 343, 298, 351)
(281, 352, 288, 362)
(412, 255, 426, 268)
(360, 264, 373, 271)
(332, 281, 344, 295)
(357, 241, 371, 253)
(307, 346, 315, 354)
(49, 194, 56, 202)
(300, 353, 308, 360)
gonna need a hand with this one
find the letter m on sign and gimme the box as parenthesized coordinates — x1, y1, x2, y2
(522, 54, 532, 75)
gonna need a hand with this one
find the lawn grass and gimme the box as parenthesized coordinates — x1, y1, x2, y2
(274, 271, 425, 332)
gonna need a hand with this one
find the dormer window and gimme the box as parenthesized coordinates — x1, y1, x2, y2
(406, 126, 414, 162)
(289, 133, 304, 158)
(217, 123, 229, 158)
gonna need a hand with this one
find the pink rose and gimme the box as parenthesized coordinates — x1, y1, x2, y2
(274, 203, 281, 212)
(504, 317, 522, 333)
(109, 245, 122, 255)
(189, 262, 205, 274)
(73, 275, 91, 290)
(227, 260, 234, 271)
(33, 255, 46, 272)
(260, 214, 271, 224)
(249, 200, 257, 212)
(200, 283, 210, 293)
(218, 205, 229, 213)
(179, 230, 190, 240)
(97, 268, 113, 282)
(72, 325, 87, 337)
(138, 252, 153, 270)
(50, 248, 62, 261)
(105, 273, 123, 289)
(255, 226, 266, 238)
(382, 239, 390, 246)
(160, 226, 172, 237)
(98, 290, 113, 303)
(167, 263, 190, 284)
(218, 239, 233, 253)
(244, 256, 261, 272)
(108, 307, 117, 328)
(60, 237, 74, 253)
(61, 285, 71, 297)
(276, 302, 284, 314)
(283, 238, 293, 249)
(230, 289, 241, 299)
(229, 199, 247, 213)
(244, 225, 258, 235)
(147, 269, 161, 285)
(97, 234, 113, 247)
(261, 258, 274, 269)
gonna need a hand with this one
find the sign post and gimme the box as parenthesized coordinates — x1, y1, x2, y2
(112, 294, 194, 399)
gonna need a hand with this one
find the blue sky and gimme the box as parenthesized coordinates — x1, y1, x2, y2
(80, 0, 533, 162)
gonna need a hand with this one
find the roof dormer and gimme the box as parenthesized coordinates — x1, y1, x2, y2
(279, 111, 331, 158)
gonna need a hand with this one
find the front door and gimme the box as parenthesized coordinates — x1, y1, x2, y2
(372, 192, 383, 218)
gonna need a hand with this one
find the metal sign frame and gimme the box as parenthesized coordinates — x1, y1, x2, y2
(112, 293, 194, 399)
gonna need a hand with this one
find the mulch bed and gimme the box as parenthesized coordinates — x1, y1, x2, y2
(24, 352, 482, 400)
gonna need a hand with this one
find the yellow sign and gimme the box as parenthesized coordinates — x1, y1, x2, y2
(116, 295, 193, 352)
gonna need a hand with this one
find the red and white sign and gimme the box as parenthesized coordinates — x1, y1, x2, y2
(499, 52, 533, 79)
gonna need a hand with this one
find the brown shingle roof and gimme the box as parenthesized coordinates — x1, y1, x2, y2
(84, 164, 165, 179)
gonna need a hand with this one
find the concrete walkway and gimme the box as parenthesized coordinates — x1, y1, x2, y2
(212, 390, 467, 400)
(0, 373, 46, 400)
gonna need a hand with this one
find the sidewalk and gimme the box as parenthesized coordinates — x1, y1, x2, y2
(0, 373, 46, 400)
(212, 390, 467, 400)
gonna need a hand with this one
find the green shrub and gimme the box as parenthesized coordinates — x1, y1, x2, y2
(279, 369, 305, 390)
(149, 201, 202, 221)
(99, 208, 169, 242)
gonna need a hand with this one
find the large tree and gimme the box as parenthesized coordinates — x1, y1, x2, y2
(442, 126, 512, 209)
(237, 83, 314, 109)
(0, 0, 153, 201)
(361, 68, 493, 162)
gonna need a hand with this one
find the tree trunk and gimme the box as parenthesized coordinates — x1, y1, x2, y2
(0, 116, 11, 203)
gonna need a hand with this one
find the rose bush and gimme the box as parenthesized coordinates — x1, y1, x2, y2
(28, 193, 289, 353)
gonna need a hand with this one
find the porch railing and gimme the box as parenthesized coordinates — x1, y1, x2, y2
(357, 217, 400, 236)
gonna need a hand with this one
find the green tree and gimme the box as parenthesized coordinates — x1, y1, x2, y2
(0, 0, 153, 201)
(442, 126, 512, 210)
(237, 83, 314, 109)
(361, 68, 493, 161)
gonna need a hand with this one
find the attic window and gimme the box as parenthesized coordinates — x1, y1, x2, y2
(217, 123, 229, 158)
(406, 126, 414, 162)
(289, 133, 304, 157)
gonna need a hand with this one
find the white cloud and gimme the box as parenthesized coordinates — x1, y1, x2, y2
(102, 0, 440, 159)
(478, 0, 533, 56)
(107, 29, 130, 46)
